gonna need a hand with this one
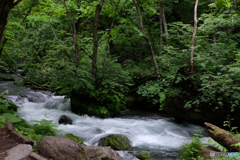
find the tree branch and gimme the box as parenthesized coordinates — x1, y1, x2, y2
(13, 0, 22, 7)
(0, 63, 55, 91)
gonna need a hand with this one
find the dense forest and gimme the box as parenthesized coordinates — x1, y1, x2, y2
(1, 0, 240, 159)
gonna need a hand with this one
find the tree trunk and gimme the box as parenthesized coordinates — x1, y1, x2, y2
(159, 0, 163, 52)
(0, 0, 22, 56)
(190, 0, 199, 73)
(213, 33, 217, 44)
(92, 0, 105, 78)
(102, 0, 120, 82)
(132, 0, 161, 78)
(162, 7, 169, 47)
(0, 35, 7, 56)
(205, 122, 240, 152)
(62, 0, 79, 68)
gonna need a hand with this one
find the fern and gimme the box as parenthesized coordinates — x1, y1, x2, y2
(2, 113, 22, 123)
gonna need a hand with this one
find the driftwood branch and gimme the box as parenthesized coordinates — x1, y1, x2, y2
(205, 122, 240, 152)
(0, 63, 55, 92)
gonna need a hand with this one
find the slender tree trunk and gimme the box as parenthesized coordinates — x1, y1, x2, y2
(162, 7, 169, 47)
(62, 0, 79, 68)
(92, 0, 105, 78)
(190, 0, 199, 73)
(0, 0, 22, 56)
(62, 20, 66, 40)
(159, 0, 163, 52)
(133, 0, 161, 78)
(102, 0, 120, 82)
(0, 35, 7, 56)
(213, 33, 217, 44)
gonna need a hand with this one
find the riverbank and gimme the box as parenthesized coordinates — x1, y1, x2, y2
(0, 77, 211, 159)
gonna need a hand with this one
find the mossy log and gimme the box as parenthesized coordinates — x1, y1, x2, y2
(205, 122, 240, 152)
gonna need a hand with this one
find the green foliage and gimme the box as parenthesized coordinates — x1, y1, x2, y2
(0, 96, 62, 141)
(179, 130, 207, 160)
(137, 79, 170, 110)
(0, 96, 18, 113)
(30, 119, 62, 136)
(2, 113, 22, 123)
(13, 119, 63, 141)
(0, 116, 6, 128)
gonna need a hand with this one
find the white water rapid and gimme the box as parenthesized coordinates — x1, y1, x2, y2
(1, 76, 212, 160)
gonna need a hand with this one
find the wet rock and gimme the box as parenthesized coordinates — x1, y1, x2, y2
(37, 136, 89, 160)
(83, 146, 123, 160)
(5, 144, 32, 160)
(64, 133, 84, 146)
(98, 134, 131, 151)
(58, 115, 72, 125)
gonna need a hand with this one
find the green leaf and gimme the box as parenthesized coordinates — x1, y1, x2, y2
(3, 113, 22, 123)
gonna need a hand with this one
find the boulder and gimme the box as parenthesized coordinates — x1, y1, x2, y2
(63, 133, 84, 146)
(135, 152, 151, 160)
(37, 136, 89, 160)
(83, 146, 122, 160)
(5, 144, 32, 160)
(58, 115, 72, 125)
(98, 134, 131, 151)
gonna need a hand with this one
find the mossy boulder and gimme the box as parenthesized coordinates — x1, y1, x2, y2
(135, 152, 151, 160)
(98, 134, 131, 151)
(63, 133, 84, 146)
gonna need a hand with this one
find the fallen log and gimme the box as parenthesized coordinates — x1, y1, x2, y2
(205, 122, 240, 152)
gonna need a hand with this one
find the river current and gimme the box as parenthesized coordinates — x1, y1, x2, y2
(0, 75, 211, 160)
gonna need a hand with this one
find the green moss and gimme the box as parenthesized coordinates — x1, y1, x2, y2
(210, 125, 239, 143)
(63, 133, 84, 146)
(99, 134, 131, 150)
(136, 152, 151, 160)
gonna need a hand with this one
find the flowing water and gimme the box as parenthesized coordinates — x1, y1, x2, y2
(1, 75, 212, 160)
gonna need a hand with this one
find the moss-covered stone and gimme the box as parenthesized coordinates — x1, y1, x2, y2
(98, 134, 131, 151)
(135, 152, 151, 160)
(63, 133, 84, 146)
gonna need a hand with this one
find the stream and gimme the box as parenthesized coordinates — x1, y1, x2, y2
(0, 75, 211, 160)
